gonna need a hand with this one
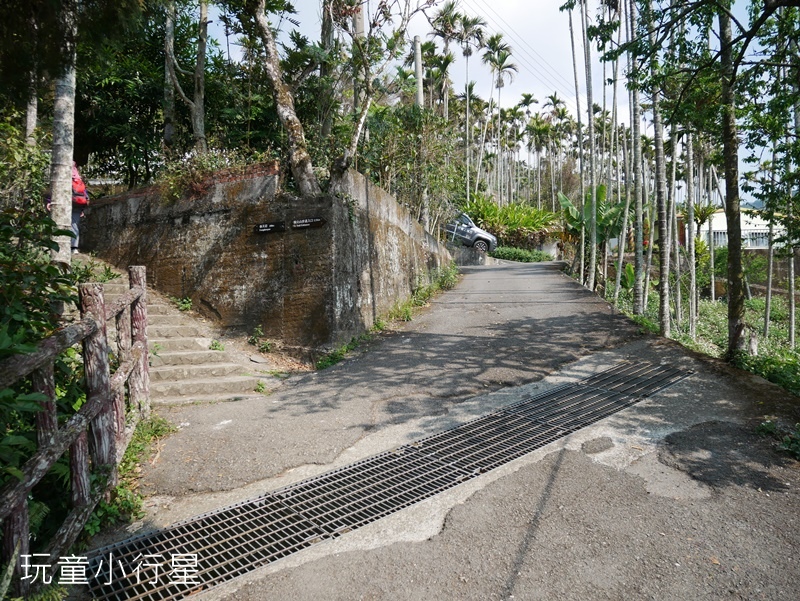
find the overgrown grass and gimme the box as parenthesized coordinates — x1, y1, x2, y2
(316, 263, 461, 369)
(757, 419, 800, 460)
(83, 416, 176, 539)
(315, 334, 371, 370)
(490, 246, 553, 263)
(157, 149, 274, 203)
(610, 287, 800, 397)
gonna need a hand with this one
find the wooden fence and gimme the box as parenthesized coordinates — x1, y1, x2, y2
(0, 266, 150, 596)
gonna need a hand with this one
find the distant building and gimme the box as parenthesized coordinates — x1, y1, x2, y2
(693, 206, 785, 250)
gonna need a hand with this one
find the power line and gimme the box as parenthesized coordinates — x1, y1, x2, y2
(468, 0, 578, 93)
(459, 0, 582, 116)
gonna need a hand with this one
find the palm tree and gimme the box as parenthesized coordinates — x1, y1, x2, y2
(565, 2, 586, 279)
(580, 0, 598, 290)
(455, 13, 486, 201)
(483, 35, 517, 204)
(428, 0, 460, 121)
(431, 51, 456, 115)
(517, 93, 538, 201)
(527, 113, 550, 209)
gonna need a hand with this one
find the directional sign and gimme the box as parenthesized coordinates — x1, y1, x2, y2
(291, 217, 327, 230)
(253, 221, 285, 234)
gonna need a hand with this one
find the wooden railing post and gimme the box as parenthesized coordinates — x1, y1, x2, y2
(70, 431, 91, 507)
(128, 266, 150, 420)
(1, 501, 30, 598)
(114, 301, 132, 461)
(32, 364, 58, 448)
(80, 283, 116, 478)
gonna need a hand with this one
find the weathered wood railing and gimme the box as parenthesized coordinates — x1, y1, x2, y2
(0, 266, 150, 596)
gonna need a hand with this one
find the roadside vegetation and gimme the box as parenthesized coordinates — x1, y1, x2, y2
(490, 247, 553, 263)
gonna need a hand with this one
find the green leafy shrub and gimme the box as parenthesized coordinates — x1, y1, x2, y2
(463, 194, 557, 250)
(247, 325, 273, 352)
(209, 340, 225, 351)
(736, 349, 800, 396)
(490, 247, 553, 263)
(170, 296, 192, 311)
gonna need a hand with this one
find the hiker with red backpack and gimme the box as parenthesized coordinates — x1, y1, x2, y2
(46, 161, 89, 255)
(70, 162, 89, 254)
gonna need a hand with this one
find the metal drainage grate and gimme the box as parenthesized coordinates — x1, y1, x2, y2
(87, 361, 690, 600)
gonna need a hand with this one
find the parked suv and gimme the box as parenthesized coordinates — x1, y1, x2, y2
(444, 213, 498, 252)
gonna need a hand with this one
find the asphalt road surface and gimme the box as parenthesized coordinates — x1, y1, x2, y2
(126, 261, 800, 600)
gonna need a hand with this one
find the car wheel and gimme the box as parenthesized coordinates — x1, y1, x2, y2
(473, 239, 489, 253)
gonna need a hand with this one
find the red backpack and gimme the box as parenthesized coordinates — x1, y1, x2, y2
(72, 175, 89, 206)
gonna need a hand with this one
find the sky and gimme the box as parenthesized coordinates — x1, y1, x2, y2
(209, 0, 611, 124)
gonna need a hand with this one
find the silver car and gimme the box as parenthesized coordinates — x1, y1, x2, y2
(444, 213, 498, 252)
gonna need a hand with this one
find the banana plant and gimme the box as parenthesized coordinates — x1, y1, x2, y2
(558, 185, 626, 248)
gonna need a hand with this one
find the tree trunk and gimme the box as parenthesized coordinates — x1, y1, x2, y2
(670, 127, 682, 328)
(790, 82, 799, 349)
(649, 1, 670, 336)
(248, 0, 321, 196)
(686, 131, 697, 339)
(629, 0, 645, 314)
(163, 1, 176, 148)
(26, 71, 37, 145)
(569, 6, 586, 287)
(320, 1, 334, 142)
(764, 222, 774, 340)
(49, 2, 78, 266)
(465, 57, 471, 201)
(708, 165, 716, 301)
(614, 128, 632, 305)
(719, 8, 747, 358)
(164, 1, 208, 152)
(643, 163, 656, 309)
(581, 0, 598, 290)
(193, 0, 208, 152)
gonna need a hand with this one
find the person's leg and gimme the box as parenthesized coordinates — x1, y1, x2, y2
(71, 207, 80, 252)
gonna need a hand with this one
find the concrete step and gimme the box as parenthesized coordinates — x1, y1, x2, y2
(150, 337, 213, 352)
(146, 314, 193, 326)
(145, 304, 173, 316)
(149, 349, 234, 368)
(99, 282, 130, 294)
(149, 363, 245, 382)
(152, 392, 268, 406)
(150, 376, 263, 398)
(147, 324, 207, 338)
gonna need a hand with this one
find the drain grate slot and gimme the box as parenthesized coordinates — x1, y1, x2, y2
(276, 447, 472, 534)
(580, 362, 690, 397)
(87, 361, 690, 601)
(88, 495, 325, 601)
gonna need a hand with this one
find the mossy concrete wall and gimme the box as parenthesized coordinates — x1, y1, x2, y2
(83, 163, 451, 352)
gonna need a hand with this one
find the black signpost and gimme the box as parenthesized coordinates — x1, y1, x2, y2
(291, 217, 326, 229)
(253, 222, 285, 234)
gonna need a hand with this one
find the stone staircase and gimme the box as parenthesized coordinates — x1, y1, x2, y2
(97, 271, 272, 406)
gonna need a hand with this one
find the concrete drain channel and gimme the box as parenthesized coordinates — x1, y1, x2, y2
(87, 361, 690, 600)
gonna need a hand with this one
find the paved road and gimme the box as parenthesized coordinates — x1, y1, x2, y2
(130, 261, 799, 600)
